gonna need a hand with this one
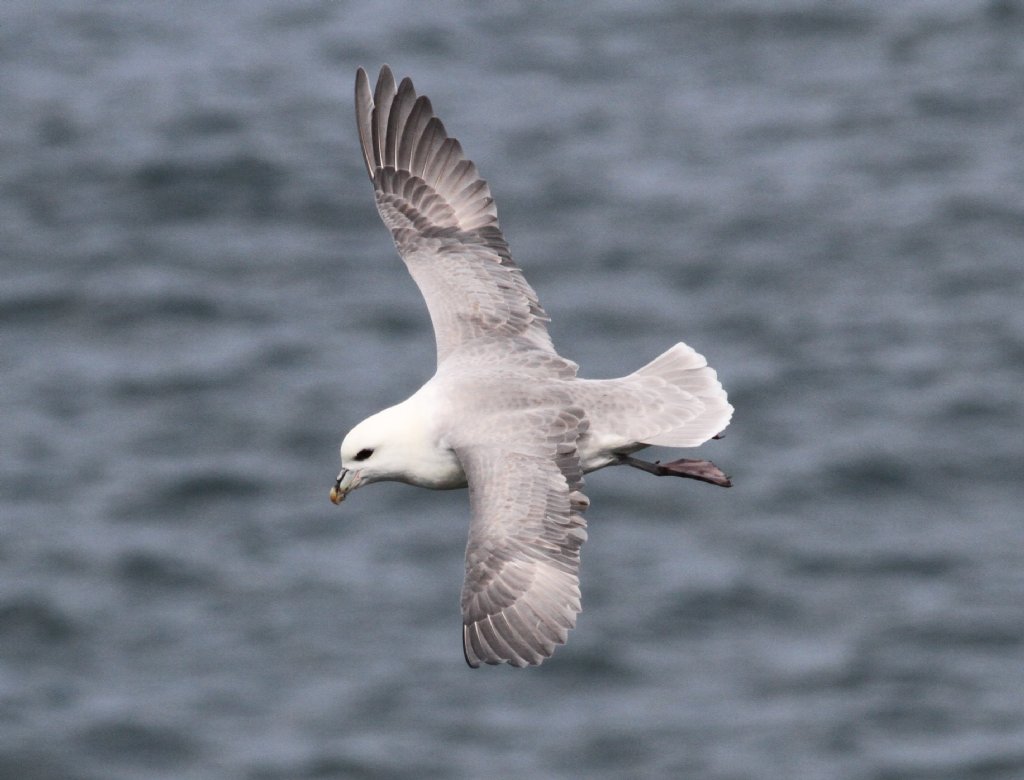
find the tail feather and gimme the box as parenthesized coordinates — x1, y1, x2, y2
(581, 342, 732, 453)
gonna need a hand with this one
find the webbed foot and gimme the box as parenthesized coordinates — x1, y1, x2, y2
(620, 455, 732, 487)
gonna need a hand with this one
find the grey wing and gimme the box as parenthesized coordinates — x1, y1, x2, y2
(454, 407, 590, 668)
(355, 66, 556, 365)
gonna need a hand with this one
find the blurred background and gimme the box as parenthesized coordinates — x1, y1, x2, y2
(3, 1, 1023, 778)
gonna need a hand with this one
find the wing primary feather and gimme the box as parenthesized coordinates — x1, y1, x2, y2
(354, 67, 375, 179)
(384, 77, 417, 170)
(412, 116, 445, 178)
(371, 65, 397, 170)
(398, 96, 432, 172)
(491, 611, 540, 665)
(425, 137, 459, 188)
(477, 616, 523, 666)
(437, 143, 471, 191)
(502, 605, 549, 661)
(467, 622, 495, 665)
(463, 625, 482, 668)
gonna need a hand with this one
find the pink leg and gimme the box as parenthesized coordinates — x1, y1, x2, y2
(620, 455, 732, 487)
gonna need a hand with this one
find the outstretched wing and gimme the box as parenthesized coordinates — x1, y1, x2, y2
(454, 407, 590, 668)
(355, 66, 556, 365)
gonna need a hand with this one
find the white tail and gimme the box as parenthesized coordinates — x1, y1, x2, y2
(628, 342, 733, 446)
(579, 342, 733, 454)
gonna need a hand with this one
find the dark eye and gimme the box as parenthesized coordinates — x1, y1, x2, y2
(354, 448, 374, 462)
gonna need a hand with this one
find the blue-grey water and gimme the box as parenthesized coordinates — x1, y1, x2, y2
(3, 1, 1024, 778)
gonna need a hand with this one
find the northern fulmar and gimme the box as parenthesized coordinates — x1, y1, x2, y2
(331, 66, 733, 668)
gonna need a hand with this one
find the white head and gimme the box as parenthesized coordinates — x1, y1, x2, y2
(329, 397, 463, 504)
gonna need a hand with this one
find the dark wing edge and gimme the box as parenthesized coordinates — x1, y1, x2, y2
(456, 407, 591, 668)
(355, 65, 499, 232)
(353, 66, 557, 363)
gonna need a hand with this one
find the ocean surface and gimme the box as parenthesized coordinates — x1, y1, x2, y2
(3, 1, 1023, 778)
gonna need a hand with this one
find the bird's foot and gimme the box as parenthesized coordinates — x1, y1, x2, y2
(655, 457, 732, 487)
(620, 455, 732, 487)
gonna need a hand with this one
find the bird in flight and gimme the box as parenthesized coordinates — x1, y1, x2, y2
(331, 66, 733, 668)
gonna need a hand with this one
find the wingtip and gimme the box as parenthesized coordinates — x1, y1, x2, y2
(354, 68, 375, 179)
(374, 64, 397, 99)
(354, 66, 369, 100)
(354, 64, 394, 85)
(462, 625, 481, 668)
